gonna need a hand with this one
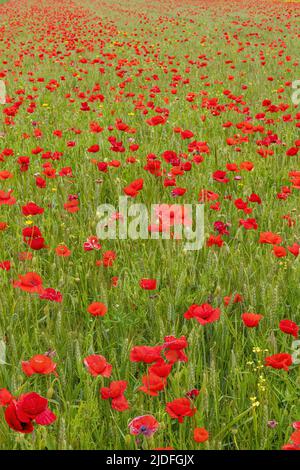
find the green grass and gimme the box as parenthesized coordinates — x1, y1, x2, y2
(0, 0, 299, 450)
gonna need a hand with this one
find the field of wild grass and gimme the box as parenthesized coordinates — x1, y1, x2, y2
(0, 0, 299, 451)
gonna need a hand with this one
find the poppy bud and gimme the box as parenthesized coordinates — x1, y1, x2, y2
(47, 387, 54, 399)
(279, 319, 298, 338)
(124, 434, 132, 448)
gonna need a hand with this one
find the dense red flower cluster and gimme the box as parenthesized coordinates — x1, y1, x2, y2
(0, 390, 56, 433)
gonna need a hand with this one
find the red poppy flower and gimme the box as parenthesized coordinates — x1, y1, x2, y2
(259, 232, 282, 245)
(166, 398, 197, 423)
(22, 202, 44, 216)
(87, 144, 100, 153)
(0, 222, 8, 231)
(212, 170, 229, 183)
(279, 319, 298, 338)
(287, 243, 300, 257)
(184, 303, 221, 325)
(273, 246, 287, 258)
(22, 226, 46, 250)
(163, 335, 188, 363)
(148, 359, 173, 378)
(265, 353, 293, 372)
(194, 427, 209, 443)
(64, 199, 79, 213)
(39, 288, 62, 302)
(282, 443, 300, 451)
(5, 402, 34, 434)
(140, 278, 157, 290)
(36, 176, 46, 188)
(0, 170, 13, 180)
(22, 354, 57, 376)
(139, 373, 167, 396)
(16, 393, 49, 422)
(171, 187, 187, 197)
(100, 380, 129, 411)
(214, 221, 230, 235)
(13, 272, 44, 294)
(146, 115, 167, 126)
(290, 430, 300, 446)
(124, 178, 144, 197)
(87, 302, 107, 317)
(130, 345, 163, 363)
(4, 391, 56, 433)
(186, 389, 200, 400)
(234, 198, 252, 214)
(207, 235, 224, 247)
(0, 260, 10, 271)
(181, 129, 194, 140)
(282, 430, 300, 450)
(55, 244, 71, 257)
(102, 250, 116, 267)
(241, 313, 263, 328)
(0, 190, 16, 206)
(84, 354, 112, 377)
(0, 388, 13, 407)
(239, 218, 258, 230)
(83, 236, 101, 251)
(224, 294, 243, 306)
(128, 415, 159, 437)
(17, 392, 56, 426)
(248, 193, 262, 204)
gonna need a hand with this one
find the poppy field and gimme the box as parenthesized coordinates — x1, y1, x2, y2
(0, 0, 300, 451)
